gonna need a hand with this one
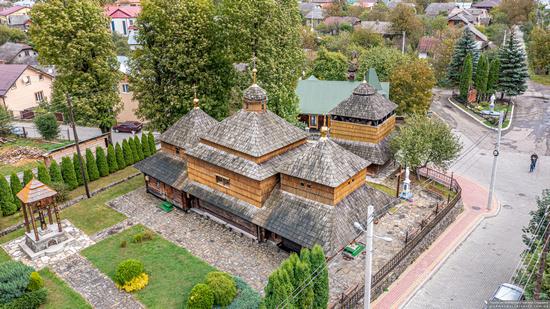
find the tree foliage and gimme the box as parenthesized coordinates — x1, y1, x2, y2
(0, 106, 11, 137)
(61, 156, 78, 190)
(34, 113, 59, 140)
(264, 268, 294, 309)
(527, 27, 550, 75)
(390, 114, 462, 169)
(95, 147, 110, 177)
(115, 143, 126, 169)
(85, 148, 100, 181)
(447, 28, 479, 85)
(23, 169, 33, 185)
(141, 134, 150, 158)
(30, 0, 121, 133)
(459, 53, 473, 101)
(498, 30, 528, 97)
(72, 153, 85, 186)
(107, 144, 119, 173)
(187, 283, 214, 309)
(390, 3, 424, 47)
(0, 176, 17, 216)
(351, 28, 384, 49)
(498, 0, 536, 25)
(487, 58, 500, 95)
(49, 160, 63, 183)
(37, 162, 51, 185)
(148, 132, 156, 154)
(474, 54, 489, 100)
(430, 28, 461, 86)
(390, 58, 436, 115)
(122, 139, 134, 166)
(0, 24, 27, 46)
(360, 3, 389, 21)
(134, 136, 144, 161)
(311, 244, 329, 309)
(112, 32, 131, 57)
(311, 48, 348, 80)
(358, 46, 409, 81)
(0, 261, 34, 303)
(129, 138, 138, 164)
(9, 173, 22, 210)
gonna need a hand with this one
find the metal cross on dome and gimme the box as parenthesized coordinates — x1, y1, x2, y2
(251, 53, 257, 84)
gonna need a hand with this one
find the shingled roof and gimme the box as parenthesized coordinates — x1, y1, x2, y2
(159, 107, 218, 150)
(329, 81, 397, 121)
(16, 179, 57, 204)
(332, 136, 392, 165)
(134, 152, 188, 190)
(280, 137, 369, 187)
(201, 109, 308, 158)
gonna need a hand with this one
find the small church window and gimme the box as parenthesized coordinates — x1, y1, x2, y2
(216, 175, 230, 187)
(175, 147, 180, 155)
(306, 184, 312, 188)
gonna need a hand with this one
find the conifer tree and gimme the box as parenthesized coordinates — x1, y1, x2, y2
(49, 160, 63, 183)
(95, 147, 109, 177)
(122, 139, 134, 166)
(498, 30, 528, 97)
(23, 169, 33, 185)
(141, 133, 150, 158)
(459, 53, 473, 101)
(9, 173, 22, 210)
(487, 58, 500, 96)
(107, 144, 118, 173)
(264, 269, 294, 309)
(37, 162, 51, 185)
(61, 156, 78, 190)
(115, 143, 126, 169)
(447, 28, 479, 85)
(134, 136, 144, 161)
(128, 138, 138, 164)
(474, 54, 489, 101)
(85, 149, 100, 181)
(72, 153, 84, 186)
(148, 132, 156, 154)
(294, 260, 314, 309)
(0, 176, 17, 216)
(311, 244, 329, 309)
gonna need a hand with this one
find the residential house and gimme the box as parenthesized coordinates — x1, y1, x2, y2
(357, 21, 401, 39)
(310, 0, 335, 8)
(305, 6, 325, 28)
(387, 0, 417, 10)
(471, 0, 501, 11)
(418, 36, 440, 58)
(104, 5, 141, 36)
(466, 23, 490, 49)
(299, 2, 317, 16)
(135, 72, 396, 255)
(322, 16, 361, 32)
(127, 28, 139, 50)
(115, 0, 140, 6)
(447, 7, 490, 26)
(0, 64, 53, 118)
(0, 5, 30, 25)
(425, 2, 458, 17)
(0, 42, 38, 65)
(13, 0, 34, 7)
(5, 14, 30, 30)
(352, 0, 377, 8)
(116, 56, 140, 122)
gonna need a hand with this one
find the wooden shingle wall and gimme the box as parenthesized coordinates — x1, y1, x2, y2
(330, 115, 395, 143)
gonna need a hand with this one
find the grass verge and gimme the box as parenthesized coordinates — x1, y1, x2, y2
(367, 181, 397, 197)
(529, 71, 550, 86)
(39, 268, 92, 309)
(82, 225, 216, 309)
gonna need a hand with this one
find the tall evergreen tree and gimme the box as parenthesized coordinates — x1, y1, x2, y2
(37, 162, 51, 185)
(264, 269, 295, 309)
(115, 143, 126, 169)
(122, 139, 134, 166)
(61, 156, 78, 190)
(95, 147, 109, 177)
(9, 173, 22, 210)
(72, 153, 84, 186)
(130, 0, 234, 130)
(107, 144, 118, 173)
(141, 133, 150, 158)
(49, 161, 63, 183)
(447, 28, 479, 85)
(134, 136, 144, 161)
(128, 138, 138, 164)
(85, 149, 100, 181)
(30, 0, 121, 133)
(294, 260, 314, 309)
(487, 58, 500, 96)
(310, 244, 329, 309)
(474, 54, 489, 101)
(217, 0, 305, 123)
(459, 53, 473, 101)
(0, 176, 17, 216)
(23, 169, 33, 185)
(148, 132, 156, 154)
(498, 30, 528, 97)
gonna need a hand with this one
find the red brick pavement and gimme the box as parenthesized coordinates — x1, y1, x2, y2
(372, 174, 499, 309)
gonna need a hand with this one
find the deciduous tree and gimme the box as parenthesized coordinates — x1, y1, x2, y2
(528, 27, 550, 75)
(390, 59, 436, 115)
(390, 4, 424, 47)
(358, 46, 409, 81)
(351, 28, 384, 49)
(311, 48, 348, 80)
(0, 24, 27, 46)
(34, 113, 59, 140)
(499, 0, 536, 25)
(360, 3, 390, 21)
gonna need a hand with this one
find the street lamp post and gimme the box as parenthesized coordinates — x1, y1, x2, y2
(354, 206, 392, 309)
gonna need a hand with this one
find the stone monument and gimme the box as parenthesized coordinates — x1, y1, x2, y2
(399, 167, 413, 200)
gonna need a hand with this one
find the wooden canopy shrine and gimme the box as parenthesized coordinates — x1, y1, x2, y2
(16, 179, 61, 241)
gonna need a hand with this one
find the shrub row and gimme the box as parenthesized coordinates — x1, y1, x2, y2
(187, 271, 239, 309)
(0, 261, 46, 309)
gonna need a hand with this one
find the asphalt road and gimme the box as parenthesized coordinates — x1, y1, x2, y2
(404, 81, 550, 309)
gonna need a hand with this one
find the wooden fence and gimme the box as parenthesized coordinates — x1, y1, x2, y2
(329, 167, 462, 309)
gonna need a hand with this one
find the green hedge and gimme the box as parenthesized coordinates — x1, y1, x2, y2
(114, 259, 144, 285)
(0, 288, 47, 309)
(0, 261, 34, 304)
(187, 283, 214, 309)
(205, 272, 237, 307)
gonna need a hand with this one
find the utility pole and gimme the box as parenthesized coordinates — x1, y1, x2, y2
(66, 94, 91, 198)
(364, 205, 374, 309)
(487, 112, 504, 210)
(534, 211, 550, 299)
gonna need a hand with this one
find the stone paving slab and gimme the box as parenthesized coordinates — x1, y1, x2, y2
(51, 254, 144, 309)
(108, 188, 289, 293)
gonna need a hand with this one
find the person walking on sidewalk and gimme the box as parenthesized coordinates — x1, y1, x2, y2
(530, 153, 539, 172)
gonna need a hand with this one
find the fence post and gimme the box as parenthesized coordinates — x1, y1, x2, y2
(67, 128, 71, 141)
(22, 127, 27, 138)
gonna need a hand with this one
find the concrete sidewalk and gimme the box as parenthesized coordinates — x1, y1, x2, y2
(372, 174, 500, 309)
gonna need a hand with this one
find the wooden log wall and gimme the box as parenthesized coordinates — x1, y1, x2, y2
(330, 115, 395, 143)
(160, 141, 186, 160)
(201, 138, 306, 164)
(187, 156, 278, 207)
(333, 169, 366, 204)
(281, 174, 335, 205)
(197, 200, 258, 236)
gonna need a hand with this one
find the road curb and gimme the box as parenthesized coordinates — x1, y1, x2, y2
(447, 97, 514, 132)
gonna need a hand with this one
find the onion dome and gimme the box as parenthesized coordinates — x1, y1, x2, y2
(243, 84, 268, 104)
(352, 81, 376, 96)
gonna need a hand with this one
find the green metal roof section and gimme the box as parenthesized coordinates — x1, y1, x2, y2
(297, 69, 390, 115)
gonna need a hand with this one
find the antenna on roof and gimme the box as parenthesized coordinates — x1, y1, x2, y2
(252, 53, 258, 84)
(192, 84, 199, 109)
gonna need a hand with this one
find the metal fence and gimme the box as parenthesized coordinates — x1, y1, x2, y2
(485, 301, 550, 309)
(11, 125, 72, 141)
(329, 167, 462, 309)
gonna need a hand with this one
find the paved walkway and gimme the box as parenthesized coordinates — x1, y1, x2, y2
(51, 254, 144, 309)
(372, 174, 499, 308)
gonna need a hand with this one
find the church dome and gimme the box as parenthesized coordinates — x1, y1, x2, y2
(243, 84, 268, 103)
(352, 81, 376, 96)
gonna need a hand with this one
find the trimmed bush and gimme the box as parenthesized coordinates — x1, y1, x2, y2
(128, 138, 138, 164)
(120, 240, 127, 248)
(72, 153, 85, 186)
(134, 136, 144, 161)
(34, 112, 59, 140)
(61, 156, 78, 190)
(26, 272, 44, 291)
(95, 147, 109, 177)
(118, 273, 149, 293)
(205, 271, 237, 307)
(141, 133, 150, 158)
(115, 143, 126, 169)
(37, 163, 51, 185)
(0, 176, 17, 217)
(187, 283, 214, 309)
(114, 259, 144, 286)
(148, 132, 156, 154)
(107, 144, 118, 173)
(9, 173, 22, 210)
(22, 169, 33, 185)
(1, 288, 47, 309)
(49, 160, 63, 183)
(0, 261, 34, 303)
(228, 277, 261, 309)
(122, 139, 134, 166)
(85, 149, 99, 181)
(50, 182, 69, 204)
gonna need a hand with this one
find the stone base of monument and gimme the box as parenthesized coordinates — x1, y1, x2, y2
(19, 224, 74, 260)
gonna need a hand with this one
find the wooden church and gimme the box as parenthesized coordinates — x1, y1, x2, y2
(135, 70, 397, 255)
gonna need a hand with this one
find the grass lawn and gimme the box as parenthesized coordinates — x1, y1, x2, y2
(529, 70, 550, 86)
(68, 166, 139, 200)
(82, 225, 216, 309)
(0, 248, 10, 263)
(39, 268, 92, 309)
(0, 138, 72, 175)
(0, 160, 41, 177)
(367, 181, 397, 197)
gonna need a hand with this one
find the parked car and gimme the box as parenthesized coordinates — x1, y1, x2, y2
(484, 283, 524, 307)
(112, 121, 143, 133)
